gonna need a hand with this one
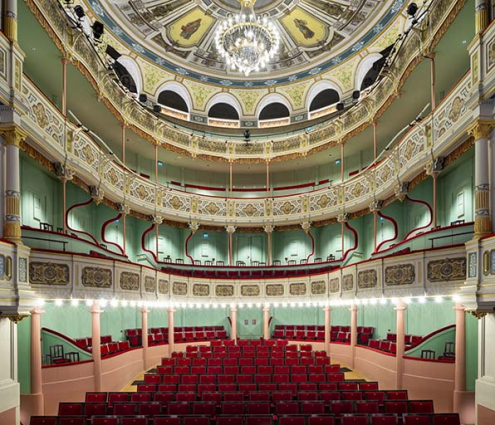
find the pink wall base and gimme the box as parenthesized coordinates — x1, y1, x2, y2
(19, 393, 43, 425)
(478, 404, 495, 425)
(0, 406, 17, 425)
(453, 391, 475, 424)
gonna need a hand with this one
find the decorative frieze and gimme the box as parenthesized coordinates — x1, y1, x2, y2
(29, 262, 70, 285)
(427, 258, 466, 282)
(384, 264, 415, 286)
(82, 267, 112, 288)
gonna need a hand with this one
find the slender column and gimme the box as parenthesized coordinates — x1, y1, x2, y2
(168, 307, 175, 354)
(61, 57, 68, 116)
(230, 307, 238, 341)
(432, 172, 438, 228)
(121, 124, 126, 164)
(91, 301, 103, 391)
(229, 161, 233, 196)
(324, 306, 331, 356)
(453, 303, 467, 412)
(226, 226, 236, 266)
(1, 127, 26, 243)
(118, 204, 130, 255)
(372, 121, 378, 160)
(3, 0, 18, 41)
(340, 143, 345, 182)
(264, 225, 274, 266)
(475, 0, 490, 33)
(395, 300, 407, 389)
(141, 307, 150, 370)
(56, 166, 75, 234)
(350, 304, 358, 369)
(338, 214, 348, 260)
(263, 306, 270, 340)
(469, 123, 492, 237)
(266, 161, 270, 195)
(30, 307, 45, 416)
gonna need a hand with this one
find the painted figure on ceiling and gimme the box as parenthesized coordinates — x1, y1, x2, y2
(294, 18, 315, 39)
(181, 18, 202, 39)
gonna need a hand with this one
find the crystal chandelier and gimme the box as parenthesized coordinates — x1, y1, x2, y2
(215, 0, 280, 76)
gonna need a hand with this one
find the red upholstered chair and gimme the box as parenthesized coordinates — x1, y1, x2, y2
(316, 357, 331, 365)
(85, 392, 107, 402)
(324, 365, 340, 373)
(144, 374, 161, 384)
(193, 358, 207, 366)
(191, 366, 206, 374)
(319, 383, 338, 391)
(255, 357, 270, 364)
(153, 418, 181, 425)
(385, 401, 408, 415)
(177, 392, 197, 402)
(409, 401, 434, 413)
(369, 415, 399, 425)
(192, 402, 216, 416)
(276, 401, 300, 415)
(178, 384, 196, 392)
(239, 383, 257, 395)
(274, 374, 290, 383)
(183, 418, 211, 425)
(360, 382, 379, 391)
(298, 392, 318, 401)
(138, 402, 162, 417)
(301, 401, 325, 414)
(245, 416, 273, 425)
(218, 375, 235, 384)
(328, 401, 355, 416)
(308, 416, 335, 425)
(223, 392, 244, 401)
(403, 415, 433, 425)
(208, 358, 222, 365)
(356, 401, 380, 414)
(154, 392, 175, 403)
(112, 403, 137, 415)
(320, 391, 341, 402)
(259, 383, 277, 391)
(58, 418, 86, 425)
(221, 402, 245, 415)
(279, 417, 305, 425)
(177, 358, 191, 366)
(340, 383, 358, 391)
(167, 402, 191, 415)
(292, 374, 308, 383)
(387, 390, 408, 400)
(58, 403, 84, 416)
(341, 416, 368, 425)
(120, 418, 147, 425)
(286, 358, 300, 366)
(299, 383, 317, 391)
(90, 417, 119, 425)
(218, 385, 237, 393)
(137, 384, 156, 392)
(308, 365, 323, 374)
(364, 391, 386, 403)
(279, 383, 297, 395)
(108, 392, 129, 407)
(84, 403, 108, 417)
(161, 358, 176, 366)
(250, 392, 271, 401)
(130, 393, 151, 402)
(217, 417, 244, 425)
(210, 366, 225, 374)
(30, 417, 58, 425)
(432, 414, 460, 425)
(246, 402, 271, 415)
(342, 392, 363, 401)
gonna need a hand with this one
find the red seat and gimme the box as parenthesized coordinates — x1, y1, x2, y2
(319, 383, 338, 391)
(341, 416, 368, 425)
(90, 417, 119, 425)
(120, 417, 147, 425)
(403, 415, 432, 425)
(144, 374, 161, 384)
(218, 385, 237, 393)
(130, 393, 151, 402)
(432, 414, 460, 425)
(85, 392, 107, 402)
(177, 393, 197, 402)
(369, 415, 398, 425)
(279, 383, 297, 395)
(154, 393, 175, 403)
(385, 401, 408, 415)
(191, 366, 206, 374)
(356, 401, 380, 414)
(217, 418, 244, 425)
(30, 418, 58, 425)
(340, 383, 358, 391)
(360, 382, 379, 391)
(59, 403, 84, 416)
(246, 402, 271, 414)
(202, 392, 222, 404)
(192, 402, 216, 416)
(409, 401, 434, 413)
(276, 401, 299, 415)
(167, 402, 191, 415)
(223, 392, 244, 401)
(342, 392, 363, 401)
(245, 416, 273, 425)
(181, 375, 198, 385)
(250, 392, 271, 401)
(138, 402, 162, 416)
(58, 418, 87, 425)
(108, 393, 129, 407)
(113, 403, 137, 415)
(200, 375, 217, 384)
(218, 375, 235, 384)
(222, 402, 245, 415)
(364, 391, 386, 403)
(274, 374, 290, 383)
(387, 391, 408, 400)
(259, 383, 277, 392)
(178, 384, 196, 392)
(154, 418, 181, 425)
(320, 391, 341, 402)
(328, 401, 355, 416)
(299, 383, 317, 391)
(279, 417, 305, 425)
(272, 391, 293, 402)
(301, 401, 325, 414)
(308, 416, 335, 425)
(298, 392, 318, 401)
(183, 418, 211, 425)
(84, 403, 108, 416)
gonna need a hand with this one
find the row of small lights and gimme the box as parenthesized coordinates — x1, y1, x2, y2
(36, 294, 461, 309)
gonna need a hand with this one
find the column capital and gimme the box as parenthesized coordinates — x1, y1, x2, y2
(230, 307, 238, 313)
(394, 300, 407, 311)
(30, 307, 45, 315)
(0, 126, 27, 147)
(263, 224, 275, 234)
(141, 306, 150, 314)
(323, 305, 331, 312)
(394, 182, 410, 202)
(468, 121, 493, 140)
(337, 213, 349, 224)
(189, 221, 200, 234)
(117, 203, 131, 215)
(263, 306, 270, 312)
(453, 303, 466, 312)
(226, 225, 237, 234)
(369, 200, 383, 213)
(349, 304, 358, 312)
(90, 301, 103, 314)
(301, 221, 312, 234)
(151, 215, 163, 225)
(167, 307, 176, 314)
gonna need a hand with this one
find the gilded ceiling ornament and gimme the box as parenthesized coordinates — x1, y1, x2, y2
(263, 224, 275, 233)
(337, 213, 349, 223)
(189, 221, 200, 234)
(225, 225, 237, 234)
(468, 122, 492, 140)
(395, 182, 409, 202)
(301, 221, 311, 234)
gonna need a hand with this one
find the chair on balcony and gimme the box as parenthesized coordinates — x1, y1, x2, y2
(216, 260, 225, 266)
(421, 349, 436, 359)
(40, 222, 53, 231)
(327, 254, 336, 261)
(204, 260, 213, 266)
(176, 258, 184, 264)
(194, 260, 201, 265)
(288, 260, 296, 265)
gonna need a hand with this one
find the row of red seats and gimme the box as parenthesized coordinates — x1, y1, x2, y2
(369, 341, 397, 354)
(168, 355, 331, 365)
(384, 333, 423, 345)
(127, 327, 225, 337)
(29, 413, 461, 425)
(55, 399, 435, 418)
(186, 344, 311, 353)
(174, 350, 327, 359)
(153, 364, 339, 376)
(273, 326, 373, 334)
(210, 339, 286, 347)
(160, 356, 331, 367)
(74, 335, 113, 349)
(101, 341, 131, 357)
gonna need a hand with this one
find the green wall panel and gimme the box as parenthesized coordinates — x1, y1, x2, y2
(465, 313, 478, 392)
(18, 318, 31, 394)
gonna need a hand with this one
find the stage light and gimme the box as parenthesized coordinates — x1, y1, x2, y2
(407, 2, 418, 16)
(73, 5, 85, 19)
(336, 102, 344, 111)
(138, 93, 147, 103)
(92, 21, 104, 40)
(352, 90, 360, 100)
(153, 104, 162, 113)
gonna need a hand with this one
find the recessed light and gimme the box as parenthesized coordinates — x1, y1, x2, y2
(462, 40, 467, 44)
(157, 161, 163, 167)
(335, 160, 341, 165)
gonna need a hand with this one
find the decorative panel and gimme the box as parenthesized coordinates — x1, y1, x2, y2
(266, 284, 284, 297)
(384, 264, 415, 286)
(144, 276, 156, 293)
(427, 258, 466, 282)
(241, 285, 260, 297)
(311, 281, 326, 295)
(215, 285, 234, 297)
(357, 270, 377, 289)
(193, 283, 210, 296)
(329, 278, 340, 293)
(289, 283, 307, 296)
(158, 279, 169, 294)
(120, 272, 140, 291)
(29, 262, 70, 285)
(173, 281, 188, 296)
(342, 274, 354, 291)
(81, 267, 112, 288)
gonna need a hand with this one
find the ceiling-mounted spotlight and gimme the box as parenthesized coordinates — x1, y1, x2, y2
(244, 129, 251, 141)
(336, 102, 345, 112)
(407, 2, 418, 16)
(92, 21, 104, 40)
(352, 90, 360, 100)
(105, 45, 121, 61)
(153, 104, 162, 113)
(73, 5, 85, 19)
(139, 93, 148, 103)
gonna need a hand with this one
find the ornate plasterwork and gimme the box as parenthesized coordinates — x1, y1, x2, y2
(427, 258, 467, 282)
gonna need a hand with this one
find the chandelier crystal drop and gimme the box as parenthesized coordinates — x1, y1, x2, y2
(215, 0, 280, 77)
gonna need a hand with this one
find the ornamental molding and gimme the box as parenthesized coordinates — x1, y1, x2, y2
(189, 221, 200, 234)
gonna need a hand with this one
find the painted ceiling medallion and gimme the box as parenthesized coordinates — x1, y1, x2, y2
(93, 0, 401, 86)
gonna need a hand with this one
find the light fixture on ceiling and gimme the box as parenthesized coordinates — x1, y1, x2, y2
(215, 0, 280, 76)
(92, 21, 104, 42)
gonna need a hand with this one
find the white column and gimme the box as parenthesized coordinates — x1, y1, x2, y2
(91, 301, 103, 391)
(324, 306, 331, 356)
(453, 304, 467, 413)
(264, 225, 274, 266)
(230, 307, 237, 341)
(168, 308, 175, 354)
(30, 307, 44, 416)
(350, 304, 357, 369)
(141, 307, 150, 370)
(263, 306, 270, 340)
(395, 300, 407, 389)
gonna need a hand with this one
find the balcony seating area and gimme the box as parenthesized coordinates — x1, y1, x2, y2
(72, 335, 132, 358)
(125, 327, 228, 347)
(272, 326, 374, 346)
(368, 333, 423, 354)
(31, 339, 460, 425)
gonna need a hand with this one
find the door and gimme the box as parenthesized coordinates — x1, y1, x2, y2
(237, 308, 263, 340)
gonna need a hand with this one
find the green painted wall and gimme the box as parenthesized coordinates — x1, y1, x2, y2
(18, 318, 31, 394)
(465, 313, 478, 391)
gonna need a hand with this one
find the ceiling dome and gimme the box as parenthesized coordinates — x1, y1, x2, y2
(91, 0, 403, 86)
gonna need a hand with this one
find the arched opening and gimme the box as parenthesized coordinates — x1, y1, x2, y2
(309, 89, 340, 112)
(113, 62, 138, 94)
(259, 103, 290, 120)
(158, 90, 189, 112)
(208, 103, 240, 120)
